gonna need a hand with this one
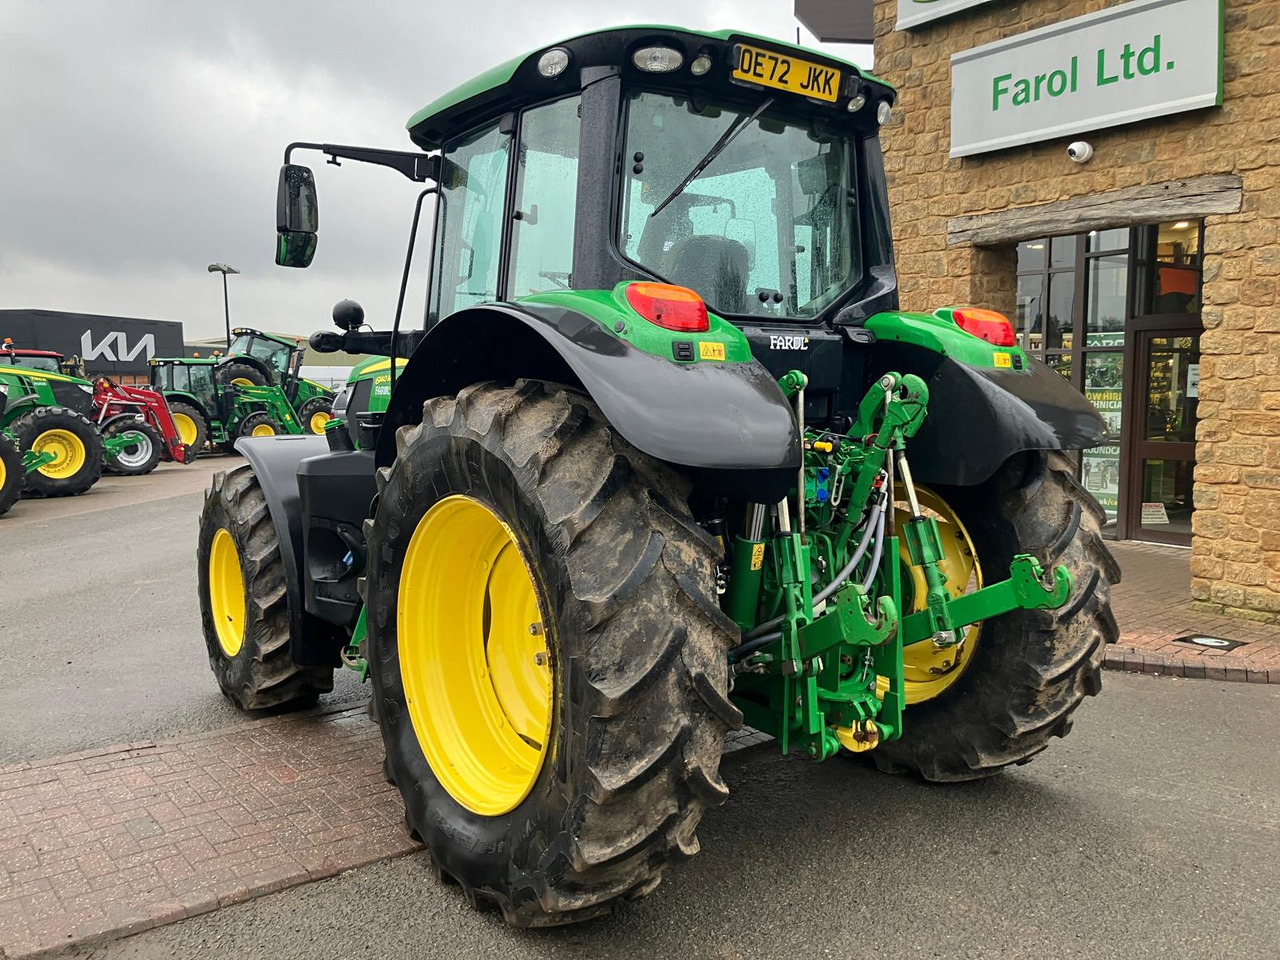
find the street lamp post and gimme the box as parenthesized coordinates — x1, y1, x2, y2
(207, 263, 240, 349)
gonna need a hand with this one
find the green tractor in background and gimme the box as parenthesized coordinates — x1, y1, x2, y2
(1, 345, 105, 513)
(196, 27, 1118, 926)
(218, 327, 336, 434)
(150, 332, 334, 455)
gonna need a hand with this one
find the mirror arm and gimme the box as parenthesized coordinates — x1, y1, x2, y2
(284, 142, 439, 183)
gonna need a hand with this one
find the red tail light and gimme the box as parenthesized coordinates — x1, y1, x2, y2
(624, 282, 709, 333)
(952, 308, 1016, 347)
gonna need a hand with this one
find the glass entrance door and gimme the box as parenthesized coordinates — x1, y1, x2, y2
(1128, 331, 1200, 543)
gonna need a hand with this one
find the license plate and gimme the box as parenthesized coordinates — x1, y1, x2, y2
(731, 43, 840, 103)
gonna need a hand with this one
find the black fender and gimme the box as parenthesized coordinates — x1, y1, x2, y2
(378, 303, 801, 502)
(872, 342, 1105, 487)
(235, 435, 345, 666)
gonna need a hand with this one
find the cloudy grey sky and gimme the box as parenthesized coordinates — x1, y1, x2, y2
(0, 2, 870, 340)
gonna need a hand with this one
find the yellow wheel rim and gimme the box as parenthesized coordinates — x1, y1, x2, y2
(0, 454, 7, 492)
(31, 429, 87, 480)
(398, 495, 553, 817)
(899, 487, 984, 705)
(208, 528, 246, 657)
(231, 377, 255, 387)
(309, 411, 331, 435)
(173, 413, 198, 446)
(250, 423, 276, 438)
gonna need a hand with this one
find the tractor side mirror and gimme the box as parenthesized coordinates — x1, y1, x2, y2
(276, 164, 318, 268)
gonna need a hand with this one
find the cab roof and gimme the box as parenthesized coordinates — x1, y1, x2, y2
(407, 25, 892, 149)
(1, 348, 63, 359)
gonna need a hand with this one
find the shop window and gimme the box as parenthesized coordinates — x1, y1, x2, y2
(1134, 221, 1203, 316)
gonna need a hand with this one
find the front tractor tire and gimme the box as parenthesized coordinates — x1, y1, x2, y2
(13, 406, 104, 498)
(298, 397, 333, 436)
(874, 452, 1120, 781)
(102, 418, 163, 476)
(197, 465, 334, 710)
(365, 380, 741, 927)
(237, 412, 281, 439)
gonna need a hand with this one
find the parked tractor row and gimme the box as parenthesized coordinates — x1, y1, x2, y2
(0, 330, 337, 518)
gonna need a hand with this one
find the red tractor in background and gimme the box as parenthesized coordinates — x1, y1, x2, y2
(0, 342, 193, 475)
(91, 377, 195, 474)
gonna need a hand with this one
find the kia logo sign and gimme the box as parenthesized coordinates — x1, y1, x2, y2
(81, 330, 157, 363)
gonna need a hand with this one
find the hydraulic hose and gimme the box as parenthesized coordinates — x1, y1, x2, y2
(730, 492, 887, 663)
(742, 491, 885, 643)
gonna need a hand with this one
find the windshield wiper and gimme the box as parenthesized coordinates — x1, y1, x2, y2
(648, 97, 774, 220)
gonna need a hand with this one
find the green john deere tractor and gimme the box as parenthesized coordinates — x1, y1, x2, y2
(149, 343, 332, 454)
(0, 348, 105, 510)
(196, 27, 1118, 926)
(220, 327, 336, 434)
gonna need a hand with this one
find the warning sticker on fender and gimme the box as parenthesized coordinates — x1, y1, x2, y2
(993, 352, 1013, 368)
(699, 342, 726, 361)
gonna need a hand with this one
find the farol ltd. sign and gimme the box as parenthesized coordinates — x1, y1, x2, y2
(897, 0, 1000, 31)
(950, 0, 1223, 158)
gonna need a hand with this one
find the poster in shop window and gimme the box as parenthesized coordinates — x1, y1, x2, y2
(1082, 345, 1123, 523)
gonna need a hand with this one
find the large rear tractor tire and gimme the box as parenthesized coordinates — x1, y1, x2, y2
(102, 418, 164, 476)
(298, 397, 333, 436)
(365, 380, 740, 927)
(13, 407, 104, 498)
(168, 401, 209, 457)
(197, 464, 334, 710)
(872, 452, 1119, 781)
(218, 361, 268, 388)
(0, 433, 22, 517)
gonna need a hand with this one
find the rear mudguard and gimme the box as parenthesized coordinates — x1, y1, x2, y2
(377, 302, 801, 502)
(234, 435, 346, 666)
(869, 341, 1105, 487)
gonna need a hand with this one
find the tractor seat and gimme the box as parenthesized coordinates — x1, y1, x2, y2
(661, 235, 749, 315)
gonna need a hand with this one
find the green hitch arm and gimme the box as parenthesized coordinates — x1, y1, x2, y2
(22, 448, 56, 473)
(901, 554, 1074, 647)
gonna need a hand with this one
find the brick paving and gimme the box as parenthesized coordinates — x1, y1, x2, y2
(0, 706, 768, 958)
(1, 542, 1276, 957)
(1105, 541, 1280, 683)
(0, 706, 416, 959)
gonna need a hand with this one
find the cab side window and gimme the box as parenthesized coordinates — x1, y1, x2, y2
(507, 96, 581, 297)
(430, 122, 512, 322)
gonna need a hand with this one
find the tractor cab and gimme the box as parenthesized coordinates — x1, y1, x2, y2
(226, 328, 297, 380)
(1, 345, 64, 375)
(277, 27, 898, 426)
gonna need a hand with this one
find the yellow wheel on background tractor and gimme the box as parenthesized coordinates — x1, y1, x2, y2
(366, 380, 739, 927)
(31, 428, 86, 480)
(173, 412, 199, 446)
(237, 412, 280, 439)
(11, 407, 103, 498)
(166, 400, 208, 457)
(897, 487, 984, 705)
(298, 398, 334, 437)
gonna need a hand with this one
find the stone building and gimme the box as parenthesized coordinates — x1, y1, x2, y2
(863, 0, 1279, 619)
